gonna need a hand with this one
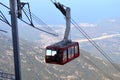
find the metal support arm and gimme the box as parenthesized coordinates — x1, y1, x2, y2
(63, 7, 71, 43)
(53, 2, 71, 43)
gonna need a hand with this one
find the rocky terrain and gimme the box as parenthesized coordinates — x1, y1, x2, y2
(0, 33, 120, 80)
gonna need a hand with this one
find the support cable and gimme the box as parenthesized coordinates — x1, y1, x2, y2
(71, 18, 120, 73)
(23, 7, 58, 36)
(21, 3, 58, 36)
(0, 29, 7, 33)
(0, 11, 11, 26)
(0, 2, 58, 36)
(0, 2, 10, 9)
(81, 53, 114, 80)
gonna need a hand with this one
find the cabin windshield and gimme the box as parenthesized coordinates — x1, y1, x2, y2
(46, 50, 57, 56)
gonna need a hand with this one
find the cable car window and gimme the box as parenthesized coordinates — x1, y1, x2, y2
(52, 51, 57, 56)
(46, 50, 52, 56)
(71, 46, 74, 57)
(68, 48, 71, 58)
(63, 50, 67, 61)
(75, 46, 78, 53)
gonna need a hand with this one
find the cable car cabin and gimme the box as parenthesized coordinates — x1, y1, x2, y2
(45, 42, 80, 65)
(45, 2, 80, 65)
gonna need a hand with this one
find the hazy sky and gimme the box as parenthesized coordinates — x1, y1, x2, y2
(0, 0, 120, 25)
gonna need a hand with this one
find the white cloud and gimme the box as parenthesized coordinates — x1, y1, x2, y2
(79, 23, 97, 28)
(108, 19, 116, 23)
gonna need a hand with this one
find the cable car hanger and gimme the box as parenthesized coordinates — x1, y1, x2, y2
(51, 1, 71, 45)
(51, 0, 68, 16)
(50, 0, 56, 3)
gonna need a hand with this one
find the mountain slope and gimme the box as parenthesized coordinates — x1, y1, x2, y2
(0, 33, 120, 80)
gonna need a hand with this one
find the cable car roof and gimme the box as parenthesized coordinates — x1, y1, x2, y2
(46, 41, 78, 49)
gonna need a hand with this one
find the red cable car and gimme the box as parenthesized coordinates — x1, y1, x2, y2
(45, 2, 80, 65)
(45, 41, 80, 65)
